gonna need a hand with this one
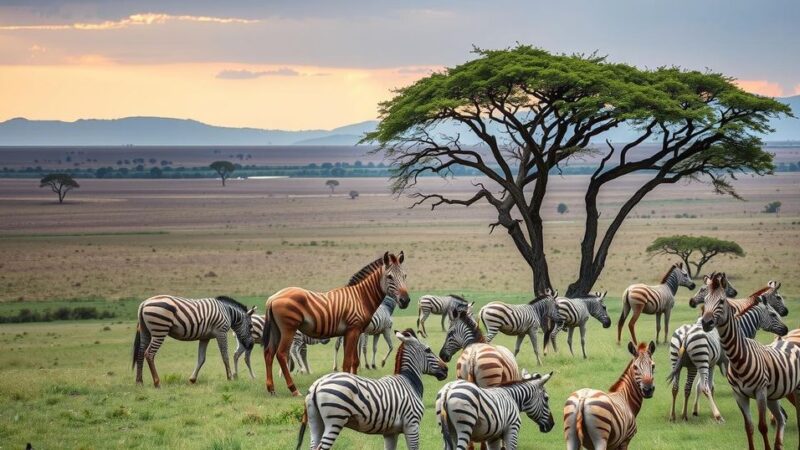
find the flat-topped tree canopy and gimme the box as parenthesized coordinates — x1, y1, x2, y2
(366, 45, 791, 296)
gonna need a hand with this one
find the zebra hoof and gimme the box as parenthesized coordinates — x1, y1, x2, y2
(715, 416, 725, 424)
(291, 391, 302, 397)
(189, 378, 197, 384)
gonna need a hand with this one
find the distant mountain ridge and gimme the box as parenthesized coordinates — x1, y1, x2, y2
(1, 96, 797, 146)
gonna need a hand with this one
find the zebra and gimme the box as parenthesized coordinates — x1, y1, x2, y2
(296, 329, 447, 450)
(439, 308, 520, 387)
(132, 295, 256, 387)
(689, 280, 788, 317)
(437, 371, 555, 450)
(234, 316, 330, 379)
(667, 295, 788, 422)
(479, 290, 559, 365)
(617, 262, 696, 345)
(263, 251, 410, 396)
(544, 291, 611, 359)
(701, 272, 800, 450)
(332, 296, 397, 371)
(564, 341, 657, 450)
(417, 294, 469, 337)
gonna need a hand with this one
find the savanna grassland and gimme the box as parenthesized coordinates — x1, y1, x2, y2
(1, 173, 799, 449)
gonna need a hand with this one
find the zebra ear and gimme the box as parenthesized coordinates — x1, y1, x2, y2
(395, 330, 409, 342)
(398, 251, 404, 264)
(648, 341, 656, 355)
(602, 291, 607, 299)
(247, 306, 257, 316)
(703, 274, 711, 285)
(677, 262, 683, 269)
(383, 251, 390, 266)
(627, 341, 637, 357)
(536, 371, 553, 386)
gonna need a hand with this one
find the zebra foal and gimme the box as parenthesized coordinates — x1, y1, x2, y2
(437, 371, 555, 450)
(545, 291, 611, 358)
(132, 295, 256, 387)
(417, 294, 468, 337)
(297, 329, 447, 450)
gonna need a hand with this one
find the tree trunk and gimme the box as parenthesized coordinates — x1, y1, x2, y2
(221, 176, 226, 187)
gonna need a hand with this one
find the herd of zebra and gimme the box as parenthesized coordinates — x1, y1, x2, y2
(131, 253, 795, 450)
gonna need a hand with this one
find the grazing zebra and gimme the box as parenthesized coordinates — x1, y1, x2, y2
(701, 272, 800, 450)
(564, 341, 657, 450)
(263, 251, 409, 396)
(617, 262, 696, 345)
(296, 329, 447, 450)
(332, 296, 397, 371)
(233, 314, 265, 379)
(132, 295, 256, 387)
(544, 291, 611, 359)
(668, 296, 788, 422)
(437, 371, 555, 450)
(417, 294, 469, 337)
(439, 308, 520, 386)
(479, 290, 559, 365)
(690, 280, 788, 317)
(234, 317, 329, 379)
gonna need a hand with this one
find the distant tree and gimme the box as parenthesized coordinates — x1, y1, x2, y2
(40, 173, 79, 204)
(331, 167, 346, 177)
(763, 201, 782, 214)
(557, 203, 569, 214)
(148, 158, 157, 164)
(646, 235, 745, 278)
(210, 161, 236, 186)
(95, 167, 113, 178)
(326, 179, 340, 195)
(349, 190, 359, 200)
(150, 167, 163, 178)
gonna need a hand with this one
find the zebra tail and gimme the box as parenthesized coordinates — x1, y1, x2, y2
(131, 306, 144, 370)
(262, 305, 277, 350)
(296, 406, 308, 450)
(666, 343, 687, 383)
(618, 289, 630, 325)
(575, 396, 587, 447)
(441, 401, 456, 450)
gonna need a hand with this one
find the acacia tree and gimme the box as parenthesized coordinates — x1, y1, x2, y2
(646, 235, 744, 278)
(40, 173, 79, 204)
(210, 161, 235, 186)
(325, 179, 340, 195)
(366, 46, 789, 296)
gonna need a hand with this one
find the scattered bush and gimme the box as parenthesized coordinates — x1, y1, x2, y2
(0, 307, 115, 323)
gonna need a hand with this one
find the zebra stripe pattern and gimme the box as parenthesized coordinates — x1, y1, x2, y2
(333, 296, 397, 371)
(437, 371, 555, 450)
(297, 329, 447, 450)
(479, 290, 559, 365)
(667, 295, 788, 422)
(439, 308, 520, 387)
(263, 251, 409, 395)
(564, 341, 657, 450)
(545, 291, 611, 359)
(689, 280, 788, 317)
(618, 262, 696, 344)
(132, 295, 256, 387)
(417, 294, 468, 337)
(701, 272, 800, 450)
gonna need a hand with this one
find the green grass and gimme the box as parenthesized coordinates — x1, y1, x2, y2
(1, 294, 797, 449)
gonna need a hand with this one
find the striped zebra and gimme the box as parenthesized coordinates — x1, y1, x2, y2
(437, 371, 555, 450)
(132, 295, 256, 387)
(296, 329, 447, 450)
(701, 272, 800, 450)
(668, 295, 788, 422)
(564, 341, 657, 450)
(439, 308, 520, 386)
(234, 317, 329, 379)
(479, 290, 559, 365)
(544, 291, 611, 359)
(417, 294, 468, 337)
(332, 296, 397, 371)
(690, 280, 788, 317)
(263, 251, 409, 396)
(617, 262, 696, 345)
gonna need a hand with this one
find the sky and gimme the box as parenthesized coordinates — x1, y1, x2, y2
(0, 0, 798, 130)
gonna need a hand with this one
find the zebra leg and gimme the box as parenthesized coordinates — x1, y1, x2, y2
(144, 334, 166, 388)
(317, 415, 349, 450)
(617, 293, 631, 345)
(244, 348, 255, 379)
(670, 364, 680, 422)
(300, 343, 311, 374)
(528, 329, 542, 366)
(135, 327, 151, 385)
(501, 419, 520, 450)
(655, 312, 662, 345)
(402, 421, 420, 450)
(755, 391, 771, 450)
(215, 333, 232, 381)
(627, 305, 643, 345)
(567, 327, 576, 357)
(486, 440, 503, 450)
(682, 367, 696, 421)
(664, 308, 672, 345)
(384, 434, 399, 450)
(332, 337, 342, 372)
(189, 339, 210, 384)
(371, 334, 379, 369)
(766, 399, 785, 450)
(579, 323, 588, 359)
(705, 367, 723, 422)
(734, 392, 757, 450)
(342, 328, 361, 374)
(357, 334, 367, 369)
(307, 397, 324, 450)
(441, 313, 447, 332)
(380, 327, 394, 368)
(275, 334, 300, 396)
(232, 344, 244, 379)
(513, 335, 525, 356)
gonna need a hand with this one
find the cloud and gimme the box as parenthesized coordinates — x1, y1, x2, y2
(0, 13, 258, 31)
(216, 68, 301, 79)
(734, 79, 784, 97)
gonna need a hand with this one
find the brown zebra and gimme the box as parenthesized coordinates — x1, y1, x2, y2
(564, 341, 656, 450)
(617, 262, 696, 345)
(263, 251, 409, 396)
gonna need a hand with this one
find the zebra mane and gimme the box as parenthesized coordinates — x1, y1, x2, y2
(528, 293, 550, 305)
(609, 358, 636, 393)
(456, 311, 486, 343)
(215, 296, 248, 312)
(749, 286, 771, 298)
(347, 257, 384, 286)
(660, 264, 680, 284)
(449, 294, 466, 302)
(393, 328, 417, 375)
